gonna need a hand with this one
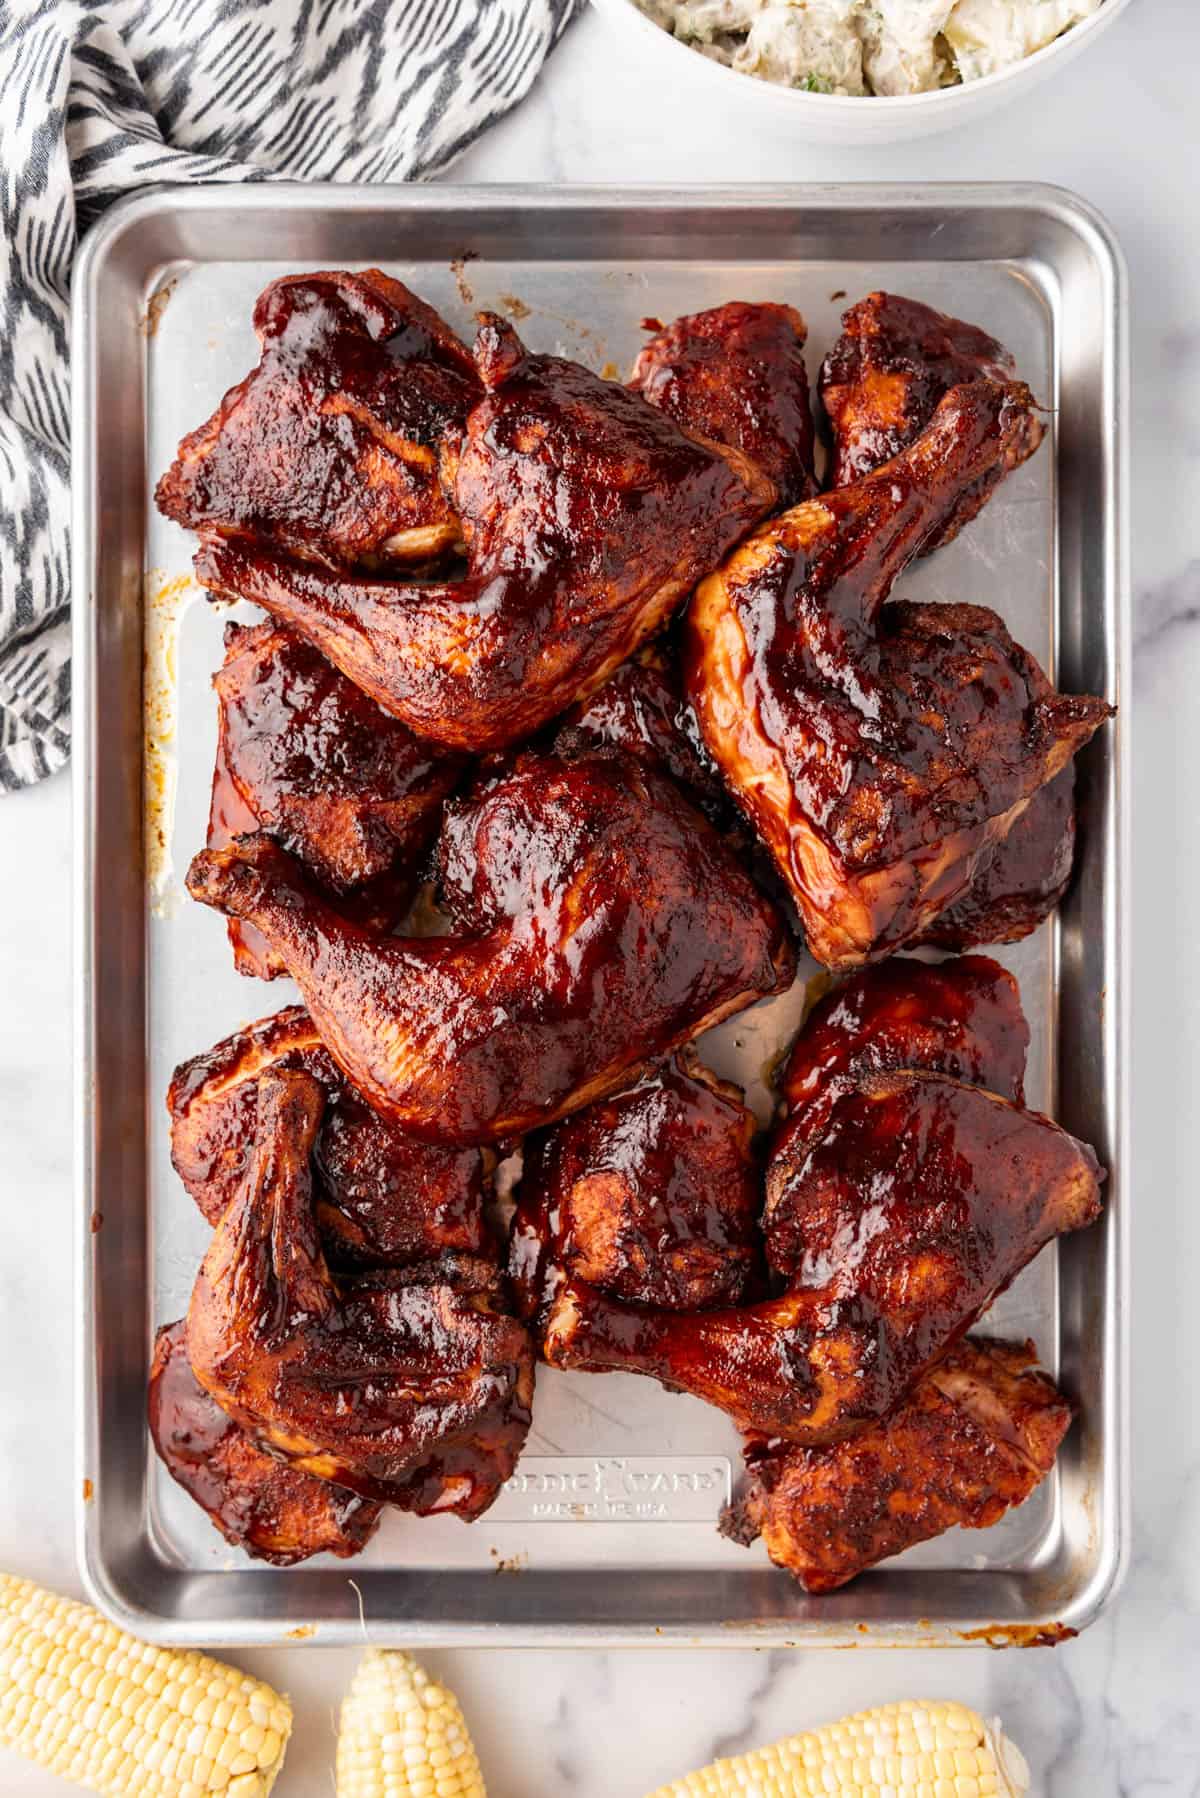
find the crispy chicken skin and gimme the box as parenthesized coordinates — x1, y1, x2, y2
(186, 1070, 534, 1518)
(155, 269, 480, 568)
(185, 752, 794, 1145)
(820, 291, 1045, 549)
(510, 1049, 761, 1317)
(542, 958, 1100, 1442)
(209, 621, 463, 978)
(167, 1006, 488, 1270)
(149, 1320, 382, 1566)
(630, 301, 817, 505)
(194, 316, 776, 752)
(685, 378, 1112, 968)
(723, 1337, 1072, 1591)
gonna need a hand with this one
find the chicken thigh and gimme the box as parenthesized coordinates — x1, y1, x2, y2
(630, 301, 817, 504)
(723, 1336, 1072, 1590)
(553, 641, 730, 825)
(156, 269, 480, 568)
(209, 621, 463, 978)
(917, 765, 1077, 952)
(510, 1048, 761, 1318)
(779, 953, 1029, 1125)
(149, 1320, 382, 1566)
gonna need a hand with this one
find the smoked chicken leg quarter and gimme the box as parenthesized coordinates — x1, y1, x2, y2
(684, 375, 1114, 968)
(191, 313, 777, 752)
(541, 955, 1103, 1443)
(186, 1068, 535, 1519)
(185, 750, 795, 1145)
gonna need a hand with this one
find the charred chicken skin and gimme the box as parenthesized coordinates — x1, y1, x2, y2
(630, 301, 817, 505)
(209, 621, 463, 979)
(185, 751, 794, 1145)
(155, 269, 480, 568)
(167, 1007, 487, 1269)
(193, 316, 776, 752)
(820, 291, 1045, 550)
(685, 377, 1113, 967)
(510, 1048, 761, 1319)
(542, 957, 1101, 1442)
(149, 1320, 382, 1566)
(723, 1336, 1072, 1590)
(186, 1069, 534, 1518)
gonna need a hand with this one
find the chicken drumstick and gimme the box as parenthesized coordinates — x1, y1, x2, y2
(168, 1006, 488, 1269)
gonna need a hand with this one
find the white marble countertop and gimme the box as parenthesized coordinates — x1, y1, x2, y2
(3, 2, 1198, 1791)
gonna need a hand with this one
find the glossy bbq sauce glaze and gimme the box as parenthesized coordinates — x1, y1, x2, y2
(148, 1320, 382, 1565)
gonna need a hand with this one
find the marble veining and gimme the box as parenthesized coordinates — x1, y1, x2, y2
(2, 2, 1198, 1791)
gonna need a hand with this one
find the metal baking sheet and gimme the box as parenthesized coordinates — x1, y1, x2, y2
(73, 184, 1129, 1647)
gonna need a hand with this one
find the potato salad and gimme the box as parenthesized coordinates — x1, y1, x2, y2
(633, 0, 1106, 94)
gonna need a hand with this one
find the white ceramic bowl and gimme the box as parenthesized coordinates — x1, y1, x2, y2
(588, 0, 1137, 142)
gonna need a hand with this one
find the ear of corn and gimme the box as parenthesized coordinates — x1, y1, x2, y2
(336, 1647, 486, 1798)
(644, 1699, 1031, 1798)
(0, 1574, 291, 1797)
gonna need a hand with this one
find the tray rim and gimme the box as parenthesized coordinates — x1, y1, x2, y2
(73, 179, 1131, 1648)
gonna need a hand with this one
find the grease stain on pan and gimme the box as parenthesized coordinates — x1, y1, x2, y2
(143, 569, 203, 917)
(449, 254, 478, 307)
(957, 1621, 1077, 1648)
(140, 277, 178, 338)
(490, 1548, 529, 1575)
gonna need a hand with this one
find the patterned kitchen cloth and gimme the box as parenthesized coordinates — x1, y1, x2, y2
(0, 0, 579, 791)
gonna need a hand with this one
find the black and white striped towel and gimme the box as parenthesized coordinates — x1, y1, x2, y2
(0, 0, 579, 791)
